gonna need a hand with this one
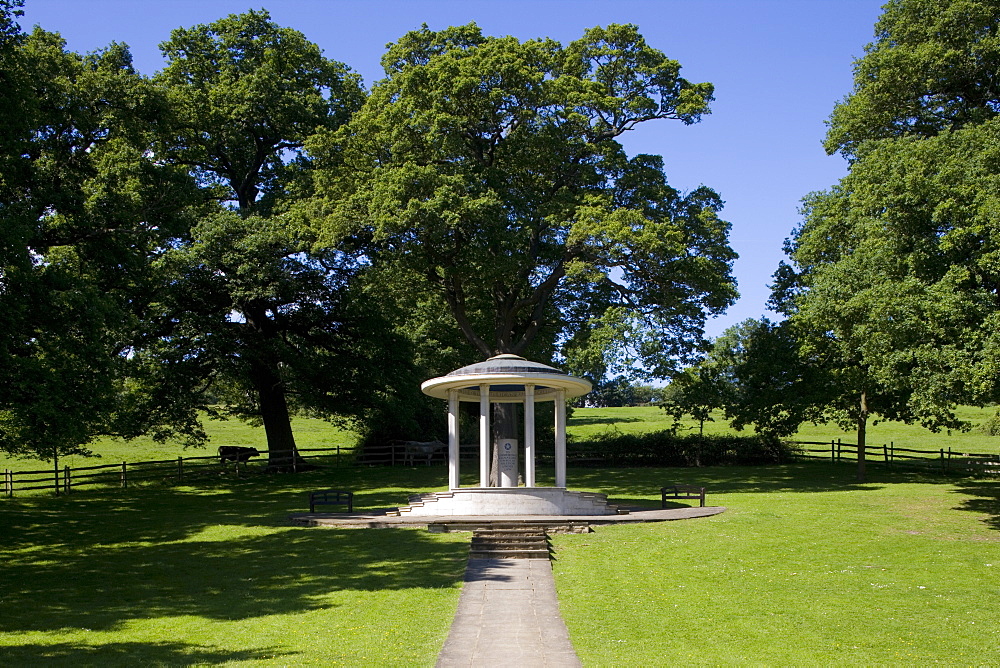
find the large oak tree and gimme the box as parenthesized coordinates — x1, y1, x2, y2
(0, 6, 203, 460)
(774, 0, 1000, 479)
(314, 23, 737, 383)
(149, 10, 397, 468)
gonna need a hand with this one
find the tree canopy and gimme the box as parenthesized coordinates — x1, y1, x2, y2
(826, 0, 1000, 157)
(145, 10, 397, 468)
(314, 23, 737, 385)
(1, 12, 742, 465)
(0, 9, 412, 464)
(771, 0, 1000, 478)
(0, 14, 201, 459)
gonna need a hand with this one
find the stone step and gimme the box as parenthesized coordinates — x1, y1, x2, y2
(469, 548, 551, 559)
(469, 527, 552, 560)
(471, 540, 548, 549)
(473, 528, 547, 535)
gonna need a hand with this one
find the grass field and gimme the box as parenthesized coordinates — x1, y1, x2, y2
(569, 405, 1000, 452)
(551, 464, 1000, 665)
(0, 466, 468, 667)
(3, 408, 1000, 665)
(0, 415, 360, 474)
(2, 460, 998, 665)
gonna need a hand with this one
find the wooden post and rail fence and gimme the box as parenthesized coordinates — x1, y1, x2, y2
(3, 439, 999, 498)
(793, 439, 1000, 475)
(2, 445, 352, 498)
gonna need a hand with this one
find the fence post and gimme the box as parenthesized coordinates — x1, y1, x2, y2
(940, 448, 946, 472)
(121, 461, 127, 489)
(54, 454, 60, 497)
(831, 440, 835, 463)
(178, 456, 183, 481)
(336, 445, 341, 468)
(4, 469, 11, 498)
(890, 441, 894, 466)
(883, 443, 889, 467)
(64, 465, 70, 494)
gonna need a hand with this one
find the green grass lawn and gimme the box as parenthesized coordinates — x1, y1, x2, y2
(551, 463, 1000, 665)
(0, 465, 467, 667)
(4, 460, 999, 665)
(5, 405, 998, 476)
(0, 414, 360, 474)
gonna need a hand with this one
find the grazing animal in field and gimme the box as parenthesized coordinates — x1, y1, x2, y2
(218, 446, 260, 463)
(402, 440, 446, 466)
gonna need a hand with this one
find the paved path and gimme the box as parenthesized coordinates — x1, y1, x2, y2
(437, 558, 582, 668)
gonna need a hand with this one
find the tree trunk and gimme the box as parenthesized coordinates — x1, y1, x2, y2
(857, 389, 868, 482)
(249, 358, 301, 471)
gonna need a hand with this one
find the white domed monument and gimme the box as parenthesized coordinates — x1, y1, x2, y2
(406, 354, 621, 516)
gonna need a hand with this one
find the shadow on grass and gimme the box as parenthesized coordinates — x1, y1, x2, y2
(0, 641, 283, 666)
(562, 462, 954, 497)
(606, 498, 690, 510)
(0, 522, 467, 633)
(0, 464, 460, 550)
(951, 479, 1000, 532)
(0, 466, 471, 635)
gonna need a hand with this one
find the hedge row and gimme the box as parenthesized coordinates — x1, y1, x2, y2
(572, 431, 798, 467)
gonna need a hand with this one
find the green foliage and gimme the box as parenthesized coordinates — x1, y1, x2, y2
(146, 10, 399, 466)
(666, 319, 829, 438)
(145, 209, 408, 431)
(827, 0, 1000, 157)
(315, 22, 736, 383)
(576, 430, 795, 467)
(0, 22, 202, 460)
(978, 410, 1000, 436)
(772, 0, 1000, 478)
(156, 9, 363, 213)
(586, 377, 662, 407)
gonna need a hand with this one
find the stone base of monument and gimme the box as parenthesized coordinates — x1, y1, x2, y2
(389, 487, 624, 517)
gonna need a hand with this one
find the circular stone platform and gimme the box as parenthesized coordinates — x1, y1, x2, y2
(288, 505, 726, 530)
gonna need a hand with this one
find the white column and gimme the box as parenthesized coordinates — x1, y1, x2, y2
(555, 389, 567, 488)
(479, 384, 490, 488)
(524, 384, 536, 487)
(448, 390, 460, 489)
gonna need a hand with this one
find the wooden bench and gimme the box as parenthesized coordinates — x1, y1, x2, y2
(309, 489, 354, 513)
(661, 485, 706, 508)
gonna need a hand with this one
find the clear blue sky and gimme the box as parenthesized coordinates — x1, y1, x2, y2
(18, 0, 885, 338)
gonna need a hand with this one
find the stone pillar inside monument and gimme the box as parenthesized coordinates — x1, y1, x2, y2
(493, 402, 518, 488)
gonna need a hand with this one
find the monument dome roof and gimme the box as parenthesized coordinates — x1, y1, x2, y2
(421, 354, 591, 402)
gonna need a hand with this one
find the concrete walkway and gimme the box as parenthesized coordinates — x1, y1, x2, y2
(437, 558, 582, 668)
